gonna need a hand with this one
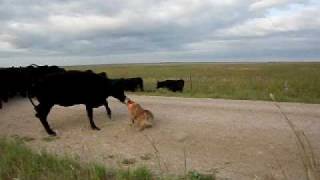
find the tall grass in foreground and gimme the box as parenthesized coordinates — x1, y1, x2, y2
(0, 137, 214, 180)
(67, 63, 320, 104)
(0, 137, 152, 180)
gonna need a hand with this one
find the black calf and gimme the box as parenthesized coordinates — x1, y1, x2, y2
(157, 79, 185, 92)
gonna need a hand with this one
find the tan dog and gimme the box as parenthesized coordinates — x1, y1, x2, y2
(127, 99, 153, 131)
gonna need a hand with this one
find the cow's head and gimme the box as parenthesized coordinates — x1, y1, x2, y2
(110, 79, 127, 103)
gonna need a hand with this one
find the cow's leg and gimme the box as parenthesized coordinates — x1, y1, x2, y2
(103, 101, 112, 119)
(36, 103, 55, 136)
(140, 83, 144, 91)
(85, 105, 100, 130)
(3, 94, 8, 102)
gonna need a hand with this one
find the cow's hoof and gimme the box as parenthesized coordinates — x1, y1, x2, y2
(107, 114, 112, 119)
(92, 127, 101, 131)
(48, 131, 57, 136)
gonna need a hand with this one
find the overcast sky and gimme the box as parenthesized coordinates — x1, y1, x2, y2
(0, 0, 319, 66)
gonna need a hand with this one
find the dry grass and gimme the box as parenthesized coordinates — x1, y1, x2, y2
(270, 93, 320, 180)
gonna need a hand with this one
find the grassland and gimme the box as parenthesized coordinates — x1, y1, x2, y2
(0, 137, 154, 180)
(67, 62, 320, 104)
(0, 137, 215, 180)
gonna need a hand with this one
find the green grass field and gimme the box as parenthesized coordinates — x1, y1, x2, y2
(67, 62, 320, 104)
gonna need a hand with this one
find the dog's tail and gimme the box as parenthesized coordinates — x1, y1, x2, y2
(143, 110, 153, 128)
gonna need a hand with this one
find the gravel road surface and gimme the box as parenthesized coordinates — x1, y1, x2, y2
(1, 95, 319, 179)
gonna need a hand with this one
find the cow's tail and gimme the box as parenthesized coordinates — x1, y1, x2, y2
(28, 95, 37, 108)
(27, 90, 36, 108)
(26, 84, 38, 108)
(27, 85, 41, 118)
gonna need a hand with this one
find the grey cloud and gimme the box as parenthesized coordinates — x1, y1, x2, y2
(0, 0, 319, 66)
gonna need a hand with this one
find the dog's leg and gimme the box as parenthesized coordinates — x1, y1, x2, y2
(129, 116, 135, 127)
(139, 126, 145, 131)
(138, 121, 145, 131)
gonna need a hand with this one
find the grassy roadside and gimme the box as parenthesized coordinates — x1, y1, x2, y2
(0, 137, 215, 180)
(66, 62, 320, 104)
(0, 137, 152, 180)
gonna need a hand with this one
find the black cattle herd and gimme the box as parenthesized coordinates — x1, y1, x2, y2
(0, 64, 66, 109)
(0, 65, 185, 135)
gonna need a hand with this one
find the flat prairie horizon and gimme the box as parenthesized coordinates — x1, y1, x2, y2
(2, 60, 320, 68)
(63, 60, 320, 67)
(67, 62, 320, 104)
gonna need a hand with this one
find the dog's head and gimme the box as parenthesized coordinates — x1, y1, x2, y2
(127, 100, 145, 116)
(127, 99, 134, 104)
(127, 99, 137, 110)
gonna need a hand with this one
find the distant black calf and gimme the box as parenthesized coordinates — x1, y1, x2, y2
(119, 77, 144, 92)
(28, 70, 127, 136)
(157, 79, 184, 92)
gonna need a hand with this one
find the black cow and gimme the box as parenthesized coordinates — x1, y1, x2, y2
(0, 65, 65, 109)
(28, 70, 127, 136)
(0, 68, 4, 108)
(85, 70, 108, 78)
(157, 79, 185, 92)
(120, 77, 144, 92)
(25, 64, 66, 86)
(0, 68, 10, 108)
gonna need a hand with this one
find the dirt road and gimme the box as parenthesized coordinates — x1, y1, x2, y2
(1, 95, 320, 179)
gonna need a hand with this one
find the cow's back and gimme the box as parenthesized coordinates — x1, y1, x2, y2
(34, 71, 109, 106)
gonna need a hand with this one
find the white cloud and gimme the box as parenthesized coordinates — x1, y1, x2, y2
(250, 0, 290, 10)
(0, 33, 17, 51)
(216, 5, 320, 37)
(48, 15, 126, 34)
